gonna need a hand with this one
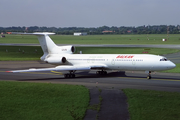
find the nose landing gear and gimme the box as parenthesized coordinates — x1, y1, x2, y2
(147, 71, 151, 79)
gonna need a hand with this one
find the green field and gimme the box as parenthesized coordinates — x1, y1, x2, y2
(0, 46, 42, 61)
(1, 81, 180, 120)
(123, 89, 180, 120)
(75, 47, 180, 55)
(0, 81, 89, 120)
(1, 34, 180, 44)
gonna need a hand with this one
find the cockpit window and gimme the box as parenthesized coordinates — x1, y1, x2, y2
(160, 58, 168, 61)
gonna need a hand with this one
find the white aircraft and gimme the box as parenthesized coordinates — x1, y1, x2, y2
(7, 32, 176, 79)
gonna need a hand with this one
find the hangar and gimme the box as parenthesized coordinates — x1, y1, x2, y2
(74, 32, 87, 36)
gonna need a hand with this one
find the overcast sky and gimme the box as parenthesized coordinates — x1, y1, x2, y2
(0, 0, 179, 27)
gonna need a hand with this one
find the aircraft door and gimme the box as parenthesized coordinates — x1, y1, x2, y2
(111, 59, 115, 65)
(132, 59, 136, 65)
(132, 59, 136, 69)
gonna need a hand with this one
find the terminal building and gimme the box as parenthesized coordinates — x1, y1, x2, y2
(74, 32, 87, 36)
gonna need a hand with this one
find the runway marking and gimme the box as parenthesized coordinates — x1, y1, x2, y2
(118, 77, 180, 82)
(51, 71, 64, 75)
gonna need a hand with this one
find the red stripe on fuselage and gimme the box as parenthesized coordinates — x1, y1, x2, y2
(116, 55, 134, 58)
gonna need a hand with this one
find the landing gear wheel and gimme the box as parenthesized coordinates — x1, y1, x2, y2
(64, 74, 68, 78)
(147, 75, 151, 79)
(64, 74, 75, 78)
(146, 71, 152, 79)
(70, 74, 73, 78)
(96, 70, 107, 75)
(96, 71, 100, 74)
(71, 74, 75, 78)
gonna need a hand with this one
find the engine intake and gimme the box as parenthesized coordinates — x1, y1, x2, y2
(71, 46, 75, 53)
(45, 56, 66, 64)
(62, 57, 66, 63)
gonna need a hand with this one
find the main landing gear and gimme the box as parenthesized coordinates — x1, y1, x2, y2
(96, 70, 107, 75)
(64, 74, 75, 78)
(64, 70, 108, 78)
(147, 71, 151, 79)
(64, 71, 76, 78)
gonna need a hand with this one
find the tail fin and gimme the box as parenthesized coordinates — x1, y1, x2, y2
(36, 33, 57, 54)
(12, 32, 56, 53)
(12, 32, 57, 60)
(12, 32, 75, 61)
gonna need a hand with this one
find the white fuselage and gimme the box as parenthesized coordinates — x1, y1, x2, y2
(52, 54, 175, 71)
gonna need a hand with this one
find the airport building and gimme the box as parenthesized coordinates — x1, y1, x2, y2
(74, 32, 87, 36)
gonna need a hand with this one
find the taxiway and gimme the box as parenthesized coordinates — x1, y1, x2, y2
(1, 61, 180, 92)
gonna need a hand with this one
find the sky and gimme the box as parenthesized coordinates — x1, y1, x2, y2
(0, 0, 179, 27)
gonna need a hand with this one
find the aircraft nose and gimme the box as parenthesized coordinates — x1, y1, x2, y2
(168, 62, 176, 69)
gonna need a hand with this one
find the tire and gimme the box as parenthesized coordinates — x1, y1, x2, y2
(64, 74, 68, 78)
(64, 74, 75, 78)
(72, 74, 75, 78)
(147, 75, 151, 79)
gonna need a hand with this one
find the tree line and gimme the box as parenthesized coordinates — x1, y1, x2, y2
(0, 25, 180, 35)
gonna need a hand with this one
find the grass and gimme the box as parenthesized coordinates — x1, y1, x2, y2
(0, 81, 89, 120)
(123, 89, 180, 120)
(75, 47, 180, 55)
(1, 34, 180, 44)
(0, 46, 42, 61)
(162, 63, 180, 73)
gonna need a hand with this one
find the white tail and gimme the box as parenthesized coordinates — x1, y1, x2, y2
(12, 32, 56, 52)
(35, 33, 57, 54)
(12, 32, 57, 60)
(12, 32, 75, 61)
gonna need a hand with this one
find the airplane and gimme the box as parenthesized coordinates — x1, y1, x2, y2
(7, 32, 176, 79)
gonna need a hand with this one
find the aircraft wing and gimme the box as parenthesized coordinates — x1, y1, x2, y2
(6, 64, 107, 73)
